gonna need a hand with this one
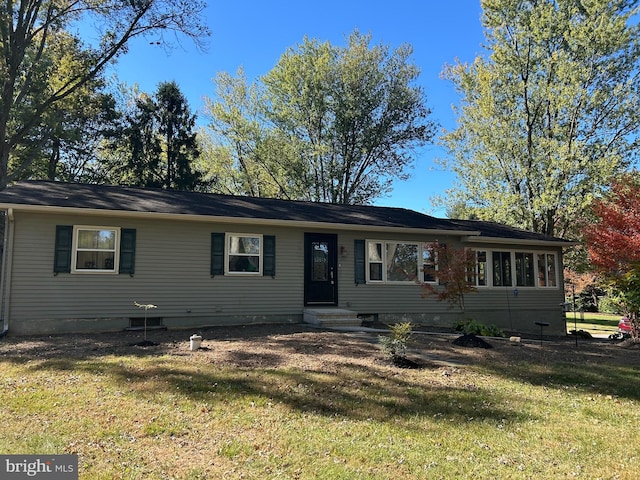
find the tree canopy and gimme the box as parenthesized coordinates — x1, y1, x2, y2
(203, 31, 437, 204)
(585, 173, 640, 275)
(438, 0, 640, 237)
(585, 172, 640, 334)
(101, 81, 204, 191)
(0, 0, 209, 190)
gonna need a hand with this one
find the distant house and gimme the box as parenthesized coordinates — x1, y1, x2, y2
(0, 181, 573, 336)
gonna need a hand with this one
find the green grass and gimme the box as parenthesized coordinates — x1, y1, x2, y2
(566, 311, 621, 336)
(1, 338, 640, 479)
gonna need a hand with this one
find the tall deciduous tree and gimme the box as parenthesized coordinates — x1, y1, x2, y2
(203, 68, 302, 198)
(105, 81, 204, 191)
(439, 0, 640, 237)
(19, 31, 120, 183)
(203, 31, 436, 204)
(0, 0, 209, 190)
(264, 31, 437, 204)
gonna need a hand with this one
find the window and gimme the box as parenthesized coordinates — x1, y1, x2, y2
(515, 252, 535, 287)
(537, 253, 557, 287)
(211, 233, 275, 277)
(367, 242, 383, 281)
(387, 242, 418, 282)
(226, 234, 262, 274)
(311, 241, 329, 281)
(72, 226, 120, 273)
(423, 243, 437, 283)
(469, 249, 558, 288)
(471, 250, 488, 286)
(366, 240, 421, 284)
(492, 251, 512, 286)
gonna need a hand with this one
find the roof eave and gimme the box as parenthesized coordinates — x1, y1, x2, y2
(1, 204, 482, 236)
(461, 235, 578, 247)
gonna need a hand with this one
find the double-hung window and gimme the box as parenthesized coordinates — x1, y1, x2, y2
(367, 242, 384, 281)
(72, 226, 120, 273)
(537, 253, 557, 287)
(470, 250, 488, 286)
(226, 234, 262, 274)
(515, 252, 535, 287)
(492, 251, 512, 286)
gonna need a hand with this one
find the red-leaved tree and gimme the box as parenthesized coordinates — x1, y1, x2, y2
(584, 172, 640, 340)
(421, 243, 478, 315)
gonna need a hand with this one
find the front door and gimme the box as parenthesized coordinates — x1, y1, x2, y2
(304, 233, 338, 305)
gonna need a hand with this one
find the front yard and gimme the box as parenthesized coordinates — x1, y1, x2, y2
(1, 325, 639, 479)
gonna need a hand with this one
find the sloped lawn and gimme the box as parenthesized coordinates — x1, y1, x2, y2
(1, 325, 639, 479)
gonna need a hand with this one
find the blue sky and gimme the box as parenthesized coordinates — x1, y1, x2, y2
(107, 1, 487, 215)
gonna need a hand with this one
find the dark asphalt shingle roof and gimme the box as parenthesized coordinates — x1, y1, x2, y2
(450, 219, 571, 243)
(0, 181, 572, 244)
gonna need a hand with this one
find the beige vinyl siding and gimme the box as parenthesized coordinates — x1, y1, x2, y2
(335, 232, 566, 335)
(336, 230, 453, 322)
(7, 211, 566, 336)
(9, 212, 304, 333)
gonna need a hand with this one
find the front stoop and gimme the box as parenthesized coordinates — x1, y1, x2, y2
(303, 308, 362, 327)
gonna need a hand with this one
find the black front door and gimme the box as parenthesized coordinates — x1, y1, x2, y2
(304, 233, 338, 305)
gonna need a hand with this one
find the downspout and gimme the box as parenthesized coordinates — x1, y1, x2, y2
(0, 208, 14, 337)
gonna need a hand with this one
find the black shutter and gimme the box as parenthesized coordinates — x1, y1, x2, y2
(354, 239, 365, 285)
(211, 233, 225, 276)
(263, 235, 276, 277)
(53, 225, 73, 274)
(119, 229, 136, 275)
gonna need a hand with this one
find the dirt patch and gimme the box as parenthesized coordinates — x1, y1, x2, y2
(1, 323, 640, 370)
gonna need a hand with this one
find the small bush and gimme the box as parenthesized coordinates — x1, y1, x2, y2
(379, 322, 413, 360)
(454, 319, 505, 337)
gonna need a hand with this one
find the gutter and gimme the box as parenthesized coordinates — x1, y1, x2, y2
(461, 235, 578, 248)
(0, 203, 483, 237)
(0, 208, 14, 337)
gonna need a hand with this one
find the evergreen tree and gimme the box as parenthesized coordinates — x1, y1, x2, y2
(0, 0, 209, 190)
(105, 81, 204, 191)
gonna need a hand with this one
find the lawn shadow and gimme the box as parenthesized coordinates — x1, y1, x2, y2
(7, 343, 532, 430)
(475, 338, 640, 401)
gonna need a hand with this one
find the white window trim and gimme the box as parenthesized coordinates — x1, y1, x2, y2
(473, 250, 489, 287)
(365, 240, 424, 285)
(478, 249, 559, 289)
(225, 233, 263, 275)
(71, 225, 120, 274)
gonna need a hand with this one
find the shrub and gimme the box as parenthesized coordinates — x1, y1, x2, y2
(454, 319, 505, 337)
(379, 322, 413, 360)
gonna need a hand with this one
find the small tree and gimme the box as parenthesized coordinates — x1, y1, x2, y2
(584, 173, 640, 341)
(421, 243, 478, 316)
(134, 301, 158, 342)
(379, 322, 413, 364)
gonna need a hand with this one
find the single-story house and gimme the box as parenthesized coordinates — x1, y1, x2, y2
(0, 181, 573, 336)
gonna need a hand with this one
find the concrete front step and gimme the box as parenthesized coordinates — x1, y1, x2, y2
(303, 308, 362, 327)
